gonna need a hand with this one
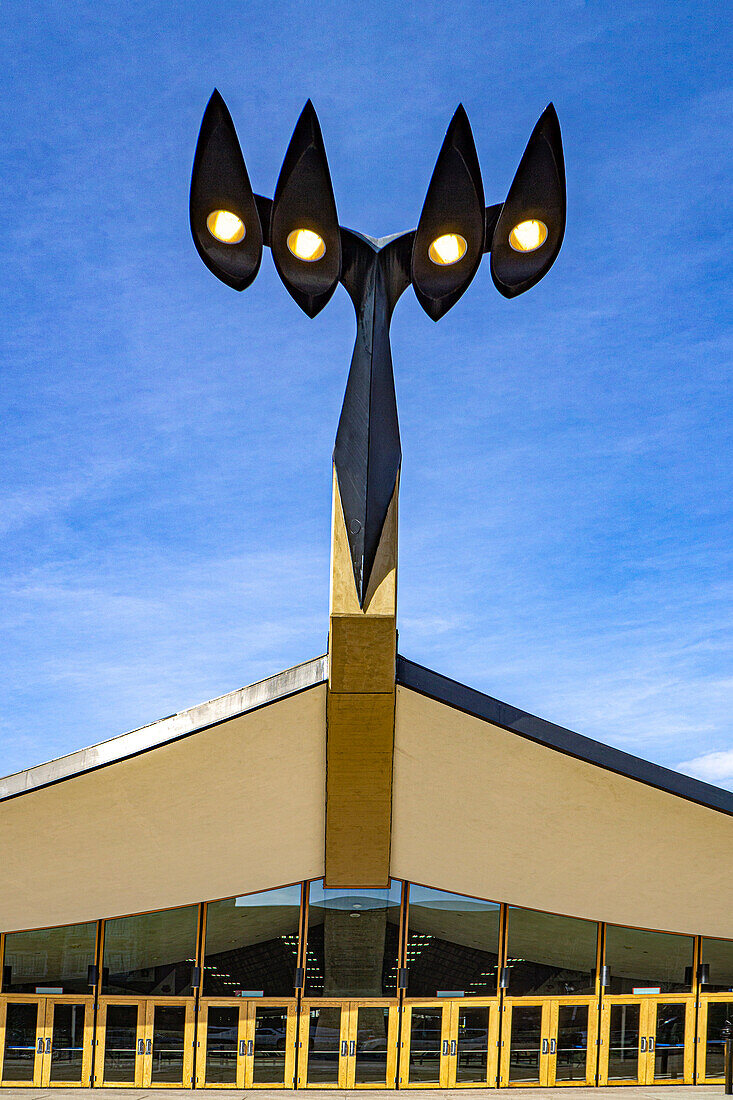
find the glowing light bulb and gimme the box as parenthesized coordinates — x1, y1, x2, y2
(508, 219, 547, 253)
(206, 210, 245, 244)
(428, 233, 467, 266)
(287, 229, 326, 262)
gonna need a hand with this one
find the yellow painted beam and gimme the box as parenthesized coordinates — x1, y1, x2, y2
(325, 469, 398, 887)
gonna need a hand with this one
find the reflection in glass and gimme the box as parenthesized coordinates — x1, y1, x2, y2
(150, 1005, 186, 1084)
(102, 905, 198, 995)
(652, 1003, 686, 1080)
(607, 1003, 640, 1080)
(456, 1006, 489, 1084)
(204, 885, 301, 996)
(205, 1006, 238, 1084)
(555, 1005, 588, 1082)
(506, 907, 597, 995)
(102, 1004, 139, 1082)
(508, 1006, 541, 1083)
(705, 1001, 733, 1077)
(49, 1004, 86, 1082)
(701, 937, 733, 992)
(306, 1006, 342, 1085)
(2, 1002, 38, 1082)
(3, 922, 97, 994)
(406, 884, 500, 997)
(354, 1006, 391, 1085)
(407, 1008, 443, 1084)
(605, 925, 693, 994)
(305, 879, 401, 997)
(252, 1006, 289, 1084)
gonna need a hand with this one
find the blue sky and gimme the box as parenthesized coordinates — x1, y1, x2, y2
(1, 1, 730, 787)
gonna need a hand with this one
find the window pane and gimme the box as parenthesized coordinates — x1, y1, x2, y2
(701, 937, 733, 992)
(102, 906, 198, 995)
(505, 907, 597, 995)
(3, 922, 97, 994)
(305, 879, 401, 997)
(406, 884, 499, 997)
(604, 925, 693, 993)
(203, 885, 301, 996)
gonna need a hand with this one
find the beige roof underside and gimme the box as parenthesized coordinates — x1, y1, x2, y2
(391, 687, 733, 940)
(1, 679, 731, 940)
(0, 686, 326, 932)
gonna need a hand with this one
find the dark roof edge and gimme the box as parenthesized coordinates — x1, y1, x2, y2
(0, 655, 328, 804)
(397, 655, 733, 818)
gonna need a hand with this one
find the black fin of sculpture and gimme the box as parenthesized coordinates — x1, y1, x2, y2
(190, 90, 263, 291)
(334, 235, 403, 605)
(270, 101, 341, 317)
(491, 104, 566, 298)
(412, 105, 485, 321)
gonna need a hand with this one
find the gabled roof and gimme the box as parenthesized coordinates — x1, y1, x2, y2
(2, 651, 730, 819)
(0, 655, 327, 803)
(397, 656, 733, 817)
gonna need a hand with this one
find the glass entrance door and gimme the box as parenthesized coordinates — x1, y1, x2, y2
(599, 997, 693, 1085)
(197, 999, 297, 1088)
(0, 999, 45, 1086)
(95, 1000, 146, 1086)
(43, 999, 93, 1086)
(547, 1001, 597, 1086)
(447, 1000, 499, 1087)
(299, 1001, 398, 1089)
(697, 998, 733, 1083)
(399, 1003, 451, 1087)
(500, 1001, 547, 1086)
(95, 999, 194, 1088)
(0, 997, 93, 1088)
(142, 1000, 195, 1087)
(298, 1001, 350, 1087)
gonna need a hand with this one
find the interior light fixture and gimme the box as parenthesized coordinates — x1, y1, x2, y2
(428, 233, 467, 266)
(508, 219, 547, 253)
(206, 209, 245, 244)
(287, 229, 326, 262)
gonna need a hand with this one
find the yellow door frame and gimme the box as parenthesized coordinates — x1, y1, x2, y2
(445, 998, 500, 1088)
(399, 1000, 452, 1088)
(694, 995, 733, 1083)
(94, 997, 147, 1087)
(599, 995, 694, 1085)
(0, 995, 93, 1089)
(141, 997, 195, 1089)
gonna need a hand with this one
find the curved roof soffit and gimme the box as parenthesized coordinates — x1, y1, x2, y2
(397, 656, 733, 818)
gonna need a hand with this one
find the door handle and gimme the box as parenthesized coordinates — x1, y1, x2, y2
(239, 1040, 245, 1057)
(442, 1040, 449, 1056)
(138, 1039, 145, 1055)
(349, 1040, 355, 1057)
(550, 1039, 556, 1055)
(649, 1037, 654, 1051)
(247, 1040, 253, 1056)
(542, 1038, 549, 1054)
(640, 1037, 646, 1052)
(37, 1038, 44, 1055)
(45, 1038, 51, 1053)
(145, 1039, 151, 1055)
(341, 1040, 348, 1057)
(450, 1040, 456, 1057)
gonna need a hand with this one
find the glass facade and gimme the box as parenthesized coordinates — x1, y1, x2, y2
(203, 885, 301, 996)
(0, 884, 731, 1090)
(102, 905, 199, 995)
(701, 936, 733, 992)
(3, 921, 97, 994)
(406, 884, 500, 997)
(604, 925, 694, 994)
(304, 879, 401, 997)
(505, 906, 597, 995)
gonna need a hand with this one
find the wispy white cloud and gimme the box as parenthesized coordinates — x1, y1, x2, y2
(677, 750, 733, 791)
